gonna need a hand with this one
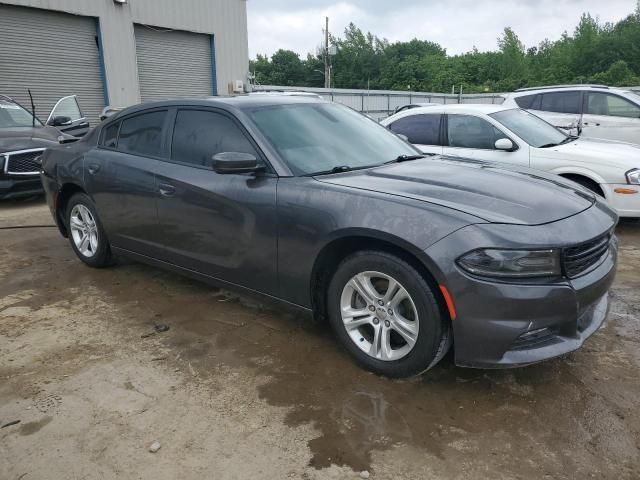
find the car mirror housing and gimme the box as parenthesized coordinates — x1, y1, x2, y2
(495, 138, 514, 151)
(50, 115, 73, 127)
(212, 152, 260, 174)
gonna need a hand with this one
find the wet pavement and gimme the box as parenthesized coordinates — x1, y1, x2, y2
(1, 198, 639, 479)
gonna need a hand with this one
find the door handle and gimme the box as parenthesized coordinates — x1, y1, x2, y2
(87, 164, 101, 174)
(158, 183, 176, 197)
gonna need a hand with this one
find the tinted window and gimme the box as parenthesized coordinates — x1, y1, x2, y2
(447, 115, 505, 149)
(388, 114, 442, 145)
(585, 93, 640, 118)
(118, 111, 167, 157)
(540, 91, 581, 114)
(171, 110, 258, 167)
(101, 123, 119, 148)
(514, 94, 537, 109)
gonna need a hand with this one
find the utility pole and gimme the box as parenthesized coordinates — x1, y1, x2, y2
(324, 17, 330, 89)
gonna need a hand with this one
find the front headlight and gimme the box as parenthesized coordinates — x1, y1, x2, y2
(457, 249, 561, 278)
(626, 168, 640, 185)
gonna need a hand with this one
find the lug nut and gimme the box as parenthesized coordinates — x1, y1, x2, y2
(368, 305, 375, 312)
(384, 320, 391, 327)
(387, 309, 393, 315)
(373, 317, 380, 325)
(378, 300, 384, 306)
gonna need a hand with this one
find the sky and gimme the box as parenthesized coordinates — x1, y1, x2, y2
(247, 0, 638, 58)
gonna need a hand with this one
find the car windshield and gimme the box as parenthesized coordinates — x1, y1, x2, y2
(246, 103, 419, 176)
(0, 99, 43, 128)
(490, 108, 568, 148)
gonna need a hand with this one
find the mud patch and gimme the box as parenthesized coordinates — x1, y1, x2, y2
(19, 416, 53, 436)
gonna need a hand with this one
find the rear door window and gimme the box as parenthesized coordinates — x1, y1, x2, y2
(447, 115, 505, 149)
(118, 110, 167, 157)
(101, 122, 119, 148)
(540, 91, 581, 114)
(585, 93, 640, 118)
(171, 109, 259, 168)
(388, 114, 442, 145)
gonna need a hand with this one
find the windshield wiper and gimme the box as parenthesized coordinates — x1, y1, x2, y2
(539, 135, 578, 148)
(385, 154, 427, 164)
(303, 164, 377, 177)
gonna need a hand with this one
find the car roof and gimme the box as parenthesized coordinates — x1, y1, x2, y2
(507, 85, 629, 97)
(109, 94, 328, 120)
(392, 103, 513, 116)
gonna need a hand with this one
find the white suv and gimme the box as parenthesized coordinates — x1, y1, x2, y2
(502, 85, 640, 145)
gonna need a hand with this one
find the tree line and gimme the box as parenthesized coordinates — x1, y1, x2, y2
(250, 5, 640, 93)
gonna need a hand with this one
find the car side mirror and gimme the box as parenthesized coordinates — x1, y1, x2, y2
(57, 134, 79, 144)
(396, 133, 409, 142)
(50, 115, 72, 127)
(212, 152, 260, 174)
(495, 138, 514, 151)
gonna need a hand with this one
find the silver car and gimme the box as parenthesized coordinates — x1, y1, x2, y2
(502, 85, 640, 145)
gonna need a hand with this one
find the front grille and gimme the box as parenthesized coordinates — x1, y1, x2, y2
(563, 232, 612, 278)
(5, 149, 45, 175)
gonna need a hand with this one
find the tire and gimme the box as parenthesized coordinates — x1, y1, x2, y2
(327, 250, 451, 378)
(65, 193, 113, 268)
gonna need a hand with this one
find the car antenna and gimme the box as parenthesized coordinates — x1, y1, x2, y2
(28, 88, 36, 128)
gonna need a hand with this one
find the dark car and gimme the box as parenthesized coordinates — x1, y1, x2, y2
(1, 94, 89, 200)
(40, 96, 618, 377)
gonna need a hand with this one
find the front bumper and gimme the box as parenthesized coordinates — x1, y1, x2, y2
(424, 200, 619, 368)
(0, 176, 43, 200)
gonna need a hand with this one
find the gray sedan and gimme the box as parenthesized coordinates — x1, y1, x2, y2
(40, 95, 618, 377)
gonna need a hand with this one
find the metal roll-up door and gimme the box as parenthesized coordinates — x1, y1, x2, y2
(135, 25, 214, 102)
(0, 4, 105, 125)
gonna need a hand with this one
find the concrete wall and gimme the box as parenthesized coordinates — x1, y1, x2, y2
(1, 0, 249, 106)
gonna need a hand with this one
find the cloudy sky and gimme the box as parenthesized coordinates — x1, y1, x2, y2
(247, 0, 638, 58)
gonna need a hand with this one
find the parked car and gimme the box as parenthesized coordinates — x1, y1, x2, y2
(1, 94, 89, 200)
(382, 104, 640, 218)
(392, 103, 438, 115)
(41, 96, 618, 377)
(501, 85, 640, 144)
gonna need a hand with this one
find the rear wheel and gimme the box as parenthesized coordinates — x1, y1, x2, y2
(327, 250, 450, 378)
(66, 193, 113, 268)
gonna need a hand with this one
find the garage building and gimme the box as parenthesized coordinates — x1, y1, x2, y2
(0, 0, 248, 124)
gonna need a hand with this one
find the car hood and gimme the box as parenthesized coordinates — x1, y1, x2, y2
(316, 156, 595, 225)
(0, 126, 61, 152)
(534, 137, 640, 169)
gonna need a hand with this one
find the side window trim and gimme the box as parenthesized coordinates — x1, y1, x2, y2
(165, 106, 275, 174)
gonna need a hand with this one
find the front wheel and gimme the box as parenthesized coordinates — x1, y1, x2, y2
(66, 193, 113, 268)
(327, 251, 451, 378)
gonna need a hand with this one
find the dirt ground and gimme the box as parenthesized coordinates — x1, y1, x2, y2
(1, 197, 639, 480)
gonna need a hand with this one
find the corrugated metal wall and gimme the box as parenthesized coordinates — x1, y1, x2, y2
(0, 0, 248, 107)
(0, 4, 106, 124)
(134, 26, 214, 102)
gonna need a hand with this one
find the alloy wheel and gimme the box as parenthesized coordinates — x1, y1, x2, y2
(340, 271, 419, 361)
(69, 204, 99, 258)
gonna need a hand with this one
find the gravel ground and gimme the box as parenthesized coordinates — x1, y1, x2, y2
(1, 197, 639, 480)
